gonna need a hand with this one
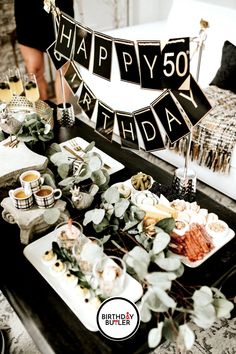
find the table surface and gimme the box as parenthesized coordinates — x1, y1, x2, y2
(1, 119, 236, 354)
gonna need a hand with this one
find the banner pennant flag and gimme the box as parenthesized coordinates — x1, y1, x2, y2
(46, 40, 68, 70)
(171, 74, 213, 127)
(74, 22, 93, 70)
(134, 106, 165, 151)
(55, 12, 76, 60)
(114, 39, 140, 85)
(116, 111, 139, 150)
(93, 32, 113, 81)
(151, 90, 190, 144)
(77, 82, 97, 120)
(64, 61, 83, 94)
(95, 101, 115, 141)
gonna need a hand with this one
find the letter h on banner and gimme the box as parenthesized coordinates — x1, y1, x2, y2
(55, 13, 76, 60)
(116, 111, 140, 150)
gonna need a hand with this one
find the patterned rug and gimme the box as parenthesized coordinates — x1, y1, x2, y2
(152, 318, 236, 354)
(0, 291, 40, 354)
(1, 290, 235, 354)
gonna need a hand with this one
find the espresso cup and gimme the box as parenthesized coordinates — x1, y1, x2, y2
(19, 170, 44, 194)
(9, 187, 34, 211)
(34, 185, 62, 208)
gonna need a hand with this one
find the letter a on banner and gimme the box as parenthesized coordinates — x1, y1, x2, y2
(134, 107, 164, 151)
(137, 41, 162, 89)
(74, 23, 93, 69)
(64, 61, 83, 94)
(151, 90, 190, 144)
(95, 101, 115, 141)
(78, 82, 97, 120)
(116, 111, 139, 150)
(55, 12, 75, 60)
(93, 33, 113, 80)
(114, 39, 140, 84)
(161, 38, 190, 89)
(171, 74, 212, 126)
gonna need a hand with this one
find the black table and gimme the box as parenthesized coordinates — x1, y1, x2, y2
(1, 119, 235, 354)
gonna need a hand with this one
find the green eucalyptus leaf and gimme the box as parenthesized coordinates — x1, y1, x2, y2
(162, 318, 179, 342)
(50, 152, 70, 166)
(155, 255, 181, 272)
(178, 324, 195, 351)
(103, 187, 120, 204)
(127, 246, 150, 266)
(138, 301, 152, 323)
(114, 199, 129, 218)
(145, 272, 176, 290)
(58, 163, 70, 179)
(191, 303, 216, 328)
(17, 135, 37, 142)
(152, 232, 170, 254)
(145, 290, 169, 312)
(43, 208, 61, 225)
(93, 218, 110, 233)
(156, 217, 175, 233)
(42, 173, 56, 189)
(213, 298, 234, 318)
(88, 155, 102, 171)
(47, 142, 62, 156)
(148, 322, 164, 348)
(83, 209, 105, 226)
(152, 286, 176, 309)
(84, 141, 95, 153)
(58, 176, 75, 187)
(173, 262, 185, 278)
(122, 219, 140, 231)
(91, 170, 106, 186)
(192, 286, 213, 307)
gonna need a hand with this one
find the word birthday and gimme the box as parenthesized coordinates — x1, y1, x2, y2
(102, 312, 134, 325)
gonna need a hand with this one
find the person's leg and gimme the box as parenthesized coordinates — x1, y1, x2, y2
(18, 44, 48, 100)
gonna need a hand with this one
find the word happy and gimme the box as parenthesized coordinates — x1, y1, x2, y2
(47, 12, 212, 152)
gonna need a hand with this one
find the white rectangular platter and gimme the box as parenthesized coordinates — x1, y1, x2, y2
(23, 228, 143, 332)
(177, 228, 235, 268)
(61, 137, 124, 175)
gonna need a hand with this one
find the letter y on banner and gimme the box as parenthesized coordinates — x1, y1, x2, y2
(171, 74, 212, 126)
(151, 90, 190, 144)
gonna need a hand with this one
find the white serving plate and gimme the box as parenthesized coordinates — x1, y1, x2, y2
(61, 137, 124, 175)
(23, 227, 143, 332)
(112, 180, 235, 269)
(176, 228, 235, 268)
